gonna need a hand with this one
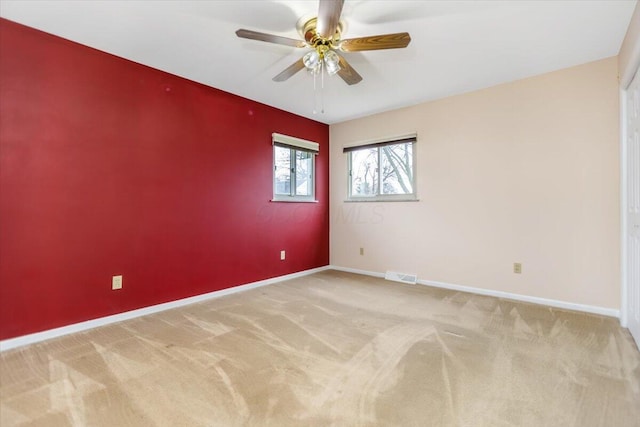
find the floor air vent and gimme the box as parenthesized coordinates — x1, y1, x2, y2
(384, 271, 418, 285)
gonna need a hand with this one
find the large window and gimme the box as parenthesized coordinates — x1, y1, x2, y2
(345, 135, 417, 201)
(273, 133, 318, 202)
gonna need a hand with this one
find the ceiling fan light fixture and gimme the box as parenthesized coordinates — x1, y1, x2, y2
(308, 63, 322, 76)
(303, 50, 320, 70)
(324, 50, 341, 76)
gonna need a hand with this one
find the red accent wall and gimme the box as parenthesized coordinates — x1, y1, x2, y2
(0, 19, 329, 340)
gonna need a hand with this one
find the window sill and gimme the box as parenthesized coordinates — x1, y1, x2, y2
(271, 198, 319, 203)
(344, 198, 419, 203)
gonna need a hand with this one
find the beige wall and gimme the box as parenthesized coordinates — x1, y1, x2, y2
(330, 57, 620, 309)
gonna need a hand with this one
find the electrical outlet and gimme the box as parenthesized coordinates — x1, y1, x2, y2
(112, 275, 123, 290)
(513, 263, 522, 274)
(280, 250, 286, 261)
(359, 247, 364, 256)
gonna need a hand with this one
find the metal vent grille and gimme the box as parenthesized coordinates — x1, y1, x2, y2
(384, 271, 418, 285)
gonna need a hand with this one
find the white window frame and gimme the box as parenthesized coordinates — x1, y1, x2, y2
(272, 133, 318, 203)
(345, 134, 417, 202)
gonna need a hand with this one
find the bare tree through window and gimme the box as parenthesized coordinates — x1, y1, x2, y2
(348, 139, 415, 200)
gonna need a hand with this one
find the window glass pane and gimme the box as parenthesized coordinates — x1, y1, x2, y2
(350, 147, 379, 197)
(295, 150, 313, 196)
(381, 143, 413, 195)
(274, 146, 291, 195)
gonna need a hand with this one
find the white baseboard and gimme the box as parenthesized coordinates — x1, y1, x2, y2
(331, 265, 386, 278)
(0, 265, 331, 352)
(330, 265, 620, 318)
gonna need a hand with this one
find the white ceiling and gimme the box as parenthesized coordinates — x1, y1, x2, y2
(1, 1, 636, 124)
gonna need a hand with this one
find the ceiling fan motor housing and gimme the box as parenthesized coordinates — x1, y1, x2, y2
(300, 17, 343, 50)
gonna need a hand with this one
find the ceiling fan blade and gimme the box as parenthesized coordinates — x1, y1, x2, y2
(337, 55, 362, 86)
(317, 0, 344, 39)
(236, 29, 306, 48)
(339, 32, 411, 52)
(273, 58, 306, 82)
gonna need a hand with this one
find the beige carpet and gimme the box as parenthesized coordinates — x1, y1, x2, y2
(1, 270, 639, 426)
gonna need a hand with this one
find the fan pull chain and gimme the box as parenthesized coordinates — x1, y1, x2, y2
(312, 61, 325, 115)
(312, 66, 317, 115)
(320, 60, 325, 114)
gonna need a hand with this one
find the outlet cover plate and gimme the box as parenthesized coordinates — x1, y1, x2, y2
(112, 275, 123, 290)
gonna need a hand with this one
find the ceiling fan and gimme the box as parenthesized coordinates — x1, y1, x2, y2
(235, 0, 411, 86)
